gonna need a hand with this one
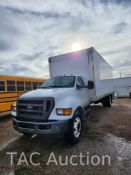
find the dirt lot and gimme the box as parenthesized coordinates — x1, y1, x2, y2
(0, 98, 131, 175)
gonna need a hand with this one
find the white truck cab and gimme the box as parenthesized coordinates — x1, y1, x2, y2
(12, 47, 114, 144)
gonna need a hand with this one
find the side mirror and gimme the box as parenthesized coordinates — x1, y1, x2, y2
(76, 84, 82, 89)
(88, 81, 94, 89)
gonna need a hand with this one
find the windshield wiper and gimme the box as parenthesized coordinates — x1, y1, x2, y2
(40, 85, 69, 88)
(49, 85, 64, 88)
(39, 87, 51, 89)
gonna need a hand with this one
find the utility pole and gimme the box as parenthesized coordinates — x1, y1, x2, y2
(120, 72, 122, 78)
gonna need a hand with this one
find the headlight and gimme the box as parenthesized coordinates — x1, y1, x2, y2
(56, 108, 72, 116)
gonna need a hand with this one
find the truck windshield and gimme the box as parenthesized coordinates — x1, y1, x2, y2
(40, 76, 76, 88)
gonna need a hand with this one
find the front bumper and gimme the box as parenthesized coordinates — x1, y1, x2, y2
(12, 118, 68, 135)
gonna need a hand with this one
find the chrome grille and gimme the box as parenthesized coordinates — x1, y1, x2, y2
(17, 98, 54, 121)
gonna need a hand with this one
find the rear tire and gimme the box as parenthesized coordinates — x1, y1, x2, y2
(102, 96, 111, 107)
(65, 112, 83, 144)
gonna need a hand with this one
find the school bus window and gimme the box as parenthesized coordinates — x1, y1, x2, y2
(0, 80, 5, 91)
(33, 82, 38, 90)
(39, 82, 43, 87)
(7, 80, 16, 91)
(25, 82, 32, 91)
(17, 81, 24, 91)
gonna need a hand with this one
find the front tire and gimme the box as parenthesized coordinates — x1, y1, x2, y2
(65, 112, 83, 144)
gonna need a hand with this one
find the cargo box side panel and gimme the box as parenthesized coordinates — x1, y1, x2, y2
(49, 50, 90, 84)
(93, 50, 113, 100)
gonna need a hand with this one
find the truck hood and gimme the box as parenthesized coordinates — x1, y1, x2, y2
(20, 88, 74, 99)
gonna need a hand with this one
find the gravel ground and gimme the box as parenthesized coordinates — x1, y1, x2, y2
(0, 98, 131, 175)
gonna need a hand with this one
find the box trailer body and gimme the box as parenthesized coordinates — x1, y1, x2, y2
(49, 47, 113, 102)
(12, 47, 114, 144)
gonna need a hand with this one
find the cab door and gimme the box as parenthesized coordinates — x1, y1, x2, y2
(76, 76, 89, 107)
(88, 49, 95, 99)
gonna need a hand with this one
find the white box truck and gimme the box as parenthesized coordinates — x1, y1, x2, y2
(12, 47, 114, 143)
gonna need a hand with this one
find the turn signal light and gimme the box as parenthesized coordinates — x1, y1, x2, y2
(56, 108, 72, 116)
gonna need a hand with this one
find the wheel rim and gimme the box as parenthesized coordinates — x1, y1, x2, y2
(73, 117, 81, 138)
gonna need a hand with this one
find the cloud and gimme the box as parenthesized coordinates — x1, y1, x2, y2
(0, 39, 11, 51)
(21, 51, 45, 61)
(1, 6, 72, 19)
(112, 22, 127, 33)
(0, 0, 131, 78)
(100, 0, 131, 4)
(102, 45, 130, 56)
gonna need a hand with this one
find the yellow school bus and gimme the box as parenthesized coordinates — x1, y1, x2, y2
(0, 75, 45, 113)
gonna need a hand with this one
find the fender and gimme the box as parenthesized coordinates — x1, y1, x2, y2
(49, 96, 88, 121)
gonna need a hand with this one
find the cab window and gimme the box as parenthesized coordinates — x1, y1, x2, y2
(76, 77, 85, 87)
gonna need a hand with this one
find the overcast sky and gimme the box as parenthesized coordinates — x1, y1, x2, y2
(0, 0, 131, 78)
